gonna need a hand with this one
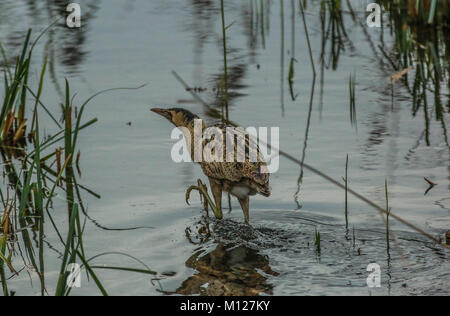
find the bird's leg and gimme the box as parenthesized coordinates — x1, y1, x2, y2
(208, 178, 224, 220)
(186, 179, 210, 216)
(186, 179, 223, 220)
(197, 181, 209, 216)
(238, 196, 250, 225)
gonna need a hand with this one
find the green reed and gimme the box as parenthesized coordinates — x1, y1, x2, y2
(377, 0, 449, 146)
(288, 0, 296, 100)
(0, 28, 154, 296)
(352, 225, 356, 248)
(0, 193, 13, 296)
(220, 0, 229, 121)
(349, 73, 356, 128)
(385, 180, 391, 253)
(315, 228, 321, 254)
(344, 154, 349, 231)
(319, 0, 349, 70)
(0, 30, 31, 150)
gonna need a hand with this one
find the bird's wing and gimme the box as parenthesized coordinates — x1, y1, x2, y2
(201, 124, 270, 193)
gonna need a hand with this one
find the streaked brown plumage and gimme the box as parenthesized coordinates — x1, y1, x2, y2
(151, 107, 270, 224)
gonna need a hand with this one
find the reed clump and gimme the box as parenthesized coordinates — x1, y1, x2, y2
(378, 0, 449, 144)
(0, 30, 34, 156)
(0, 28, 154, 296)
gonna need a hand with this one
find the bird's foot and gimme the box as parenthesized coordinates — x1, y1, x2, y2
(186, 179, 209, 216)
(186, 179, 223, 220)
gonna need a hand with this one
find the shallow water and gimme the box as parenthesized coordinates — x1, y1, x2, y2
(0, 0, 449, 295)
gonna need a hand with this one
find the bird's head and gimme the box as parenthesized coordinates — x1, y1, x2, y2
(151, 107, 199, 128)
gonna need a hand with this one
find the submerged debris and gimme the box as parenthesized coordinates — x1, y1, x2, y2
(390, 66, 413, 82)
(424, 177, 438, 195)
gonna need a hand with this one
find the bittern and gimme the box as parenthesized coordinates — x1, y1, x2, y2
(151, 108, 270, 224)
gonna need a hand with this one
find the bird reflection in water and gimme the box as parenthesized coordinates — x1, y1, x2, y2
(176, 218, 279, 296)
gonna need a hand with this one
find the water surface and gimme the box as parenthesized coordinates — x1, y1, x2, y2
(0, 0, 448, 295)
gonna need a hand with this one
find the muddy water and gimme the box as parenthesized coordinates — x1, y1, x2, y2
(0, 0, 448, 295)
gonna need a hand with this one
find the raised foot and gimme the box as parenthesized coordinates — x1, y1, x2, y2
(186, 179, 223, 220)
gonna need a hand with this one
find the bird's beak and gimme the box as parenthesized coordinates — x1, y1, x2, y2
(151, 108, 171, 120)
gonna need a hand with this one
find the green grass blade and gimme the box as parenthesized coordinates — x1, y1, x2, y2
(75, 250, 108, 296)
(18, 29, 31, 67)
(32, 60, 47, 295)
(55, 204, 79, 296)
(0, 42, 12, 81)
(428, 0, 437, 24)
(90, 266, 157, 275)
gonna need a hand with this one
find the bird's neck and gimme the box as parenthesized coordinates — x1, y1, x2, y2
(182, 119, 207, 162)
